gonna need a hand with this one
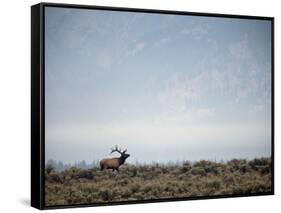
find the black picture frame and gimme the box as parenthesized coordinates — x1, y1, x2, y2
(31, 2, 275, 210)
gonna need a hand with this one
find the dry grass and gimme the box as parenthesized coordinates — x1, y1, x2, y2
(45, 157, 272, 206)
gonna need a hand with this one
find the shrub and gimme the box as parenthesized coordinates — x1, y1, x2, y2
(48, 172, 62, 183)
(77, 170, 94, 179)
(189, 167, 206, 176)
(142, 184, 153, 193)
(99, 188, 112, 201)
(130, 167, 138, 177)
(130, 183, 141, 194)
(121, 188, 132, 198)
(118, 179, 129, 186)
(249, 158, 270, 167)
(255, 165, 270, 174)
(181, 161, 192, 173)
(193, 160, 210, 168)
(46, 164, 55, 174)
(248, 158, 271, 174)
(206, 180, 221, 189)
(228, 159, 247, 171)
(223, 174, 235, 185)
(132, 192, 145, 200)
(239, 164, 252, 173)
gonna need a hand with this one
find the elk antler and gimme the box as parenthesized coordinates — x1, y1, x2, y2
(110, 145, 123, 155)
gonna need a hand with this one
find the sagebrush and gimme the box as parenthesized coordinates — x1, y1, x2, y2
(45, 157, 272, 206)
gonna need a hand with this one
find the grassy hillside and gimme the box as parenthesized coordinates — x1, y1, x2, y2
(45, 157, 272, 206)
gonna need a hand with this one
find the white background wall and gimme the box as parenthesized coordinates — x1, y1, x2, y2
(0, 0, 279, 212)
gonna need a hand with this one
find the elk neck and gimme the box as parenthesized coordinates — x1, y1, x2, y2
(118, 156, 126, 165)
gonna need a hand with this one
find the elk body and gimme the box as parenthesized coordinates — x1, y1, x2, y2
(100, 145, 130, 172)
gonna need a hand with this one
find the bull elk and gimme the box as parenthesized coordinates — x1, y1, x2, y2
(100, 145, 130, 172)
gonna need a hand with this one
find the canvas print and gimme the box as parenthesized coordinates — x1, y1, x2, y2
(44, 6, 272, 207)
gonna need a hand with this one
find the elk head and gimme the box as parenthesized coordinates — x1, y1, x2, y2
(110, 145, 130, 163)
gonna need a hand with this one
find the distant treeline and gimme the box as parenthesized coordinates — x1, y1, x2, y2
(46, 160, 100, 171)
(46, 157, 271, 171)
(46, 159, 202, 171)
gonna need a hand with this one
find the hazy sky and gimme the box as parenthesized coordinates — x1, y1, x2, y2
(45, 7, 272, 164)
